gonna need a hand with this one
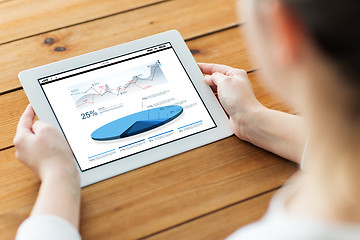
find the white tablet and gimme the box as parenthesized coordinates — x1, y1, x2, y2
(19, 30, 232, 187)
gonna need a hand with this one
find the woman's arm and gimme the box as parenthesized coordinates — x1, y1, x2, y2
(240, 106, 306, 164)
(14, 105, 81, 228)
(198, 63, 306, 164)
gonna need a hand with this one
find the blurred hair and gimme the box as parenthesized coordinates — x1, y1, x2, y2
(281, 0, 360, 117)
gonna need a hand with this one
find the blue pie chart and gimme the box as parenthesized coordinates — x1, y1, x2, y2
(91, 105, 183, 141)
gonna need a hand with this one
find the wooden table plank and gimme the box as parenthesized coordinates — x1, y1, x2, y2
(0, 89, 28, 150)
(0, 136, 297, 240)
(187, 27, 254, 71)
(146, 191, 275, 240)
(0, 146, 39, 240)
(0, 70, 293, 151)
(0, 2, 298, 239)
(0, 26, 255, 150)
(0, 0, 239, 94)
(186, 28, 294, 112)
(0, 0, 164, 44)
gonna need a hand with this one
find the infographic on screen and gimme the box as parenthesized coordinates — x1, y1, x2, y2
(39, 43, 216, 171)
(69, 61, 167, 109)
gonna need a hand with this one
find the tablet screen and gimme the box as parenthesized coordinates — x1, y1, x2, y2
(38, 43, 216, 171)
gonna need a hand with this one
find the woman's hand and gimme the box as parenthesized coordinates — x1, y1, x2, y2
(14, 104, 79, 182)
(199, 63, 306, 163)
(198, 63, 264, 141)
(14, 105, 81, 228)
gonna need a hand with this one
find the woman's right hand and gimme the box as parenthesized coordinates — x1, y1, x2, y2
(198, 63, 265, 141)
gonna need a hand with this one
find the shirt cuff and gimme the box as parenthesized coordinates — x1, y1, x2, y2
(16, 215, 81, 240)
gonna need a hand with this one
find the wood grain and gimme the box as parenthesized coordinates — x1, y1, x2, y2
(0, 0, 239, 94)
(0, 137, 297, 240)
(146, 191, 275, 240)
(0, 89, 28, 150)
(0, 0, 164, 44)
(0, 146, 39, 240)
(187, 27, 254, 71)
(0, 1, 299, 239)
(1, 26, 256, 150)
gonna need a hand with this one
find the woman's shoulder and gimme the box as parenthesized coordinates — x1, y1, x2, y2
(226, 180, 360, 240)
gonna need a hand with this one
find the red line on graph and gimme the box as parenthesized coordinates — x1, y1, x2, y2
(133, 84, 151, 89)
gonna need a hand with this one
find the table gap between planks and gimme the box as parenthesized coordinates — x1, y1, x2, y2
(0, 0, 298, 239)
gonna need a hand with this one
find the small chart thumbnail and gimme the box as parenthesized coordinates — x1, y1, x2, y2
(69, 61, 167, 109)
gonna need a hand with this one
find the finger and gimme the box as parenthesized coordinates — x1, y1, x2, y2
(205, 72, 229, 87)
(198, 63, 248, 78)
(198, 63, 234, 75)
(203, 75, 219, 93)
(211, 72, 229, 86)
(204, 75, 216, 87)
(16, 104, 35, 134)
(32, 120, 50, 134)
(14, 105, 34, 146)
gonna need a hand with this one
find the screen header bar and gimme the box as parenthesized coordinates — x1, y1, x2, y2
(39, 43, 171, 84)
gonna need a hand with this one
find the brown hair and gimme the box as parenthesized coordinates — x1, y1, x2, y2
(282, 0, 360, 116)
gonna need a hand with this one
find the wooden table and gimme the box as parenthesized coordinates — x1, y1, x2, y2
(0, 0, 298, 239)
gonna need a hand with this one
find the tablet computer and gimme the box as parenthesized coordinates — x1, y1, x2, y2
(19, 30, 233, 187)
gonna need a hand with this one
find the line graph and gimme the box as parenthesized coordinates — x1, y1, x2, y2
(69, 61, 167, 109)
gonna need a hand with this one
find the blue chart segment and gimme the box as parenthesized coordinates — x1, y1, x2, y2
(91, 105, 183, 141)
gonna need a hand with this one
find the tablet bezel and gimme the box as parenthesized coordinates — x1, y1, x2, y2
(19, 30, 233, 187)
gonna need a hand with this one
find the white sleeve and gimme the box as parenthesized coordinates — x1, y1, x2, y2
(15, 215, 81, 240)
